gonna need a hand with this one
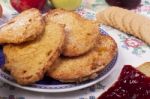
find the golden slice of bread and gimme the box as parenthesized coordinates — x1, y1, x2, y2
(45, 9, 99, 57)
(0, 8, 45, 44)
(3, 21, 65, 85)
(47, 34, 117, 82)
(137, 62, 150, 77)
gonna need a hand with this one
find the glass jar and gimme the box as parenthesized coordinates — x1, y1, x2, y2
(105, 0, 141, 9)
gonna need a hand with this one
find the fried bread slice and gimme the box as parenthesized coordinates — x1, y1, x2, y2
(3, 21, 65, 85)
(47, 34, 117, 82)
(45, 9, 99, 57)
(0, 8, 45, 44)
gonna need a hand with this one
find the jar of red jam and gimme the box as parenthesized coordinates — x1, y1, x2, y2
(105, 0, 141, 9)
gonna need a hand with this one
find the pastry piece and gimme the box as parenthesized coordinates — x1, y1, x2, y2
(45, 9, 99, 57)
(3, 21, 65, 85)
(137, 62, 150, 77)
(47, 34, 117, 83)
(0, 8, 45, 44)
(96, 6, 150, 45)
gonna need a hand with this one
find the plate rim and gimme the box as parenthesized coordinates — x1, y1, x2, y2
(0, 54, 118, 93)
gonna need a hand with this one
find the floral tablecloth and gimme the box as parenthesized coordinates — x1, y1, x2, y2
(0, 0, 150, 99)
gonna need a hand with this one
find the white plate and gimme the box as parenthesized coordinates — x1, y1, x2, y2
(0, 55, 117, 93)
(0, 8, 118, 93)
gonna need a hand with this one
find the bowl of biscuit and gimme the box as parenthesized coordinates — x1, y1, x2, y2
(0, 8, 118, 92)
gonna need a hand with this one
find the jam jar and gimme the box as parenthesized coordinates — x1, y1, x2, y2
(105, 0, 141, 9)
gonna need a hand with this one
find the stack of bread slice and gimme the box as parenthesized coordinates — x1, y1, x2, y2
(0, 8, 117, 85)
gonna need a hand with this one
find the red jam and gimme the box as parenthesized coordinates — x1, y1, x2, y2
(98, 65, 150, 99)
(105, 0, 141, 9)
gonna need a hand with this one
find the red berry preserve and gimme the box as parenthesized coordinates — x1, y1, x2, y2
(98, 65, 150, 99)
(105, 0, 141, 9)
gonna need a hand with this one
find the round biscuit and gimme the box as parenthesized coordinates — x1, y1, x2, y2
(122, 12, 136, 34)
(103, 7, 115, 26)
(130, 15, 144, 39)
(96, 11, 108, 25)
(113, 8, 128, 32)
(109, 8, 118, 27)
(140, 20, 150, 45)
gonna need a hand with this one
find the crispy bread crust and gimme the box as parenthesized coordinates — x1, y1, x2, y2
(0, 8, 45, 44)
(45, 9, 99, 57)
(3, 21, 65, 85)
(48, 34, 117, 82)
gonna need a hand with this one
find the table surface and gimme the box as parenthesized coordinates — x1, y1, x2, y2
(0, 0, 150, 99)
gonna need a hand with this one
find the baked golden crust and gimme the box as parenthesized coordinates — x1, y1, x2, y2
(3, 21, 65, 85)
(45, 9, 99, 57)
(0, 8, 45, 44)
(137, 62, 150, 77)
(47, 34, 117, 82)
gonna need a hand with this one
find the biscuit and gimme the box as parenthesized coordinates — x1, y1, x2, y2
(137, 62, 150, 77)
(130, 15, 143, 39)
(45, 9, 99, 57)
(140, 20, 150, 45)
(113, 8, 128, 32)
(0, 8, 45, 44)
(3, 21, 65, 85)
(110, 8, 117, 26)
(103, 7, 114, 26)
(122, 12, 135, 34)
(96, 6, 150, 45)
(97, 12, 108, 25)
(47, 34, 117, 82)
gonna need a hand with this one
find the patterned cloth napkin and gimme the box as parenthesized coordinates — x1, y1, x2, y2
(0, 0, 150, 99)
